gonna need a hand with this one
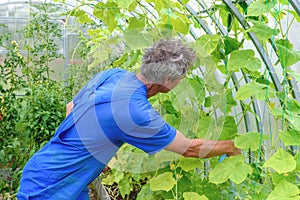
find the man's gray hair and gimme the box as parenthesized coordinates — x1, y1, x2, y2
(140, 40, 196, 83)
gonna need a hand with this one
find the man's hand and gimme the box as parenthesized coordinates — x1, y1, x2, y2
(226, 141, 242, 157)
(66, 101, 74, 117)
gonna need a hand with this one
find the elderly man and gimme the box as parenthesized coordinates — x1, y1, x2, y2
(18, 40, 240, 199)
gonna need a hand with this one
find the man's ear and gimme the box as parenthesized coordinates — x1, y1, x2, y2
(163, 77, 171, 85)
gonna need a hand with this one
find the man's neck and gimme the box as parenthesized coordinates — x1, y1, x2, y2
(136, 74, 160, 98)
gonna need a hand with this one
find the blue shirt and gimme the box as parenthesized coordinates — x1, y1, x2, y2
(18, 68, 176, 199)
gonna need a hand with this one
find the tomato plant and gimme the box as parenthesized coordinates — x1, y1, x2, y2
(0, 3, 72, 198)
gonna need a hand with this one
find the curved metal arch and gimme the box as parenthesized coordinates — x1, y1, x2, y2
(289, 0, 300, 17)
(222, 0, 283, 92)
(218, 0, 300, 101)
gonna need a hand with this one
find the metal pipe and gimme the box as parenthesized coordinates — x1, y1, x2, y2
(289, 0, 300, 17)
(222, 0, 283, 92)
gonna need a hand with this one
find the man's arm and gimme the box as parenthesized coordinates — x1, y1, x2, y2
(66, 101, 74, 117)
(165, 130, 241, 158)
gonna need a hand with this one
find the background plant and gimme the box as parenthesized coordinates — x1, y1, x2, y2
(0, 3, 72, 198)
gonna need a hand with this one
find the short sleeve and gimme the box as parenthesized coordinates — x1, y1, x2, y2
(121, 99, 177, 154)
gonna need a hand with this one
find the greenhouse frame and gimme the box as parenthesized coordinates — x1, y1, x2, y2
(0, 0, 299, 199)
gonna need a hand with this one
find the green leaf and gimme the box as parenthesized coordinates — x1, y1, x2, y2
(113, 53, 128, 67)
(93, 2, 119, 32)
(149, 172, 176, 192)
(271, 106, 300, 131)
(209, 155, 252, 184)
(161, 100, 179, 115)
(227, 50, 261, 71)
(276, 111, 300, 131)
(276, 39, 300, 68)
(146, 0, 168, 11)
(15, 122, 26, 133)
(87, 28, 109, 38)
(263, 148, 296, 173)
(196, 181, 221, 200)
(246, 21, 279, 40)
(124, 29, 154, 50)
(177, 175, 191, 193)
(235, 81, 275, 100)
(137, 184, 157, 200)
(181, 0, 191, 4)
(113, 171, 124, 183)
(229, 162, 253, 184)
(271, 172, 297, 185)
(218, 116, 238, 140)
(122, 50, 141, 68)
(247, 0, 276, 16)
(127, 16, 145, 30)
(163, 114, 180, 128)
(280, 0, 290, 5)
(280, 130, 300, 146)
(196, 34, 222, 54)
(197, 116, 213, 138)
(287, 98, 300, 113)
(224, 36, 241, 55)
(266, 180, 300, 200)
(225, 90, 238, 113)
(154, 151, 178, 165)
(177, 157, 203, 171)
(69, 9, 93, 24)
(295, 153, 300, 172)
(119, 176, 132, 198)
(101, 173, 115, 185)
(117, 0, 135, 9)
(234, 132, 267, 151)
(160, 11, 191, 34)
(189, 42, 209, 64)
(183, 192, 209, 200)
(187, 76, 205, 104)
(286, 9, 300, 22)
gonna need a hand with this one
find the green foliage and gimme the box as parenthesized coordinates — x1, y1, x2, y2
(177, 157, 203, 172)
(246, 21, 280, 40)
(234, 132, 268, 151)
(280, 130, 300, 146)
(227, 49, 261, 71)
(275, 39, 300, 68)
(0, 3, 72, 197)
(247, 0, 276, 16)
(209, 155, 253, 184)
(2, 0, 300, 199)
(266, 180, 300, 200)
(235, 81, 275, 100)
(149, 172, 176, 192)
(196, 34, 222, 54)
(183, 192, 209, 200)
(263, 148, 297, 174)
